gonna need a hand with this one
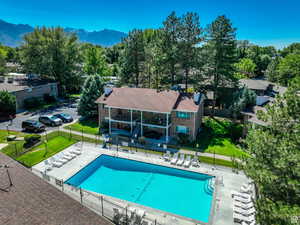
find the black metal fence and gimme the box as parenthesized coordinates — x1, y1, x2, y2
(32, 168, 165, 225)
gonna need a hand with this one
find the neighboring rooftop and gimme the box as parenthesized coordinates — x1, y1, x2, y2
(239, 79, 272, 90)
(0, 153, 112, 225)
(96, 87, 202, 113)
(0, 76, 56, 93)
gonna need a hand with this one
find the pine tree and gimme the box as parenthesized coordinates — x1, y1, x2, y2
(205, 15, 238, 115)
(160, 11, 181, 86)
(120, 29, 145, 87)
(178, 12, 203, 92)
(78, 75, 104, 117)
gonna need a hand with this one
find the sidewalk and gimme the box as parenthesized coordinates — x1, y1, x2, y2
(179, 149, 233, 161)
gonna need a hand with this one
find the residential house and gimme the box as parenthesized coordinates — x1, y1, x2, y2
(0, 74, 58, 112)
(96, 87, 204, 143)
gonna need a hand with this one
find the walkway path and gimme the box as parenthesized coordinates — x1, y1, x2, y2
(179, 149, 233, 161)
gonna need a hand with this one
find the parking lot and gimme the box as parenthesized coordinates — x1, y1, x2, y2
(0, 103, 79, 133)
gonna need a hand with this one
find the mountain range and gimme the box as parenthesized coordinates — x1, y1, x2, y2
(0, 19, 127, 47)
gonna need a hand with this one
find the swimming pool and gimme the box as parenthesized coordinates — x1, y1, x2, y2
(66, 154, 214, 223)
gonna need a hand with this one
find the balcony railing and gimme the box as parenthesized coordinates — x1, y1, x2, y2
(143, 117, 171, 127)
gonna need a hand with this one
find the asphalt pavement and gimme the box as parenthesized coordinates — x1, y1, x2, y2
(0, 104, 79, 132)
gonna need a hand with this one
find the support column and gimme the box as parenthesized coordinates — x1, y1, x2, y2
(130, 109, 133, 134)
(140, 111, 143, 137)
(108, 107, 111, 134)
(166, 113, 169, 142)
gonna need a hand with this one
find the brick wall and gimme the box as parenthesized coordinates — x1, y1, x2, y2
(170, 101, 203, 141)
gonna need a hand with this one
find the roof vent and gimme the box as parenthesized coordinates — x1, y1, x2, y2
(104, 87, 113, 97)
(193, 93, 201, 105)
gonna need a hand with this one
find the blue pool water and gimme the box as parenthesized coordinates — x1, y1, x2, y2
(66, 155, 214, 223)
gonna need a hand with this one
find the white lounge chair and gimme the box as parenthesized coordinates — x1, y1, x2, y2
(136, 209, 145, 218)
(241, 183, 252, 193)
(53, 155, 68, 164)
(191, 156, 200, 167)
(183, 155, 191, 167)
(61, 152, 72, 161)
(234, 201, 254, 210)
(50, 157, 63, 167)
(242, 221, 256, 225)
(70, 148, 81, 155)
(170, 153, 178, 165)
(233, 195, 252, 204)
(176, 154, 185, 166)
(231, 190, 251, 199)
(64, 151, 76, 159)
(163, 151, 171, 161)
(233, 206, 256, 216)
(233, 213, 255, 223)
(44, 159, 52, 171)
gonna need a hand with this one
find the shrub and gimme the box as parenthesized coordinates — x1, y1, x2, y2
(177, 133, 190, 145)
(24, 134, 41, 148)
(24, 97, 43, 109)
(43, 93, 56, 103)
(99, 121, 109, 133)
(0, 91, 16, 116)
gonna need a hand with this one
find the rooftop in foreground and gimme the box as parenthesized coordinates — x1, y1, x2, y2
(0, 152, 112, 225)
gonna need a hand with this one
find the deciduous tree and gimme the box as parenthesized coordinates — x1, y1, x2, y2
(84, 46, 111, 76)
(243, 77, 300, 225)
(0, 91, 16, 116)
(20, 27, 83, 94)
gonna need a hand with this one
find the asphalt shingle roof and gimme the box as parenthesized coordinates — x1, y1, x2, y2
(0, 153, 112, 225)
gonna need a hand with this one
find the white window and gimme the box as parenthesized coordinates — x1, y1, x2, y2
(176, 125, 189, 134)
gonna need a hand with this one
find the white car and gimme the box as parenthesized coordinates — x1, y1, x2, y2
(39, 115, 62, 126)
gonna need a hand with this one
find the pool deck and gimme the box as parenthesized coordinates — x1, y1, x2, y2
(32, 142, 251, 225)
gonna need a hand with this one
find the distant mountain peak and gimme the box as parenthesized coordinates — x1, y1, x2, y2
(0, 19, 127, 47)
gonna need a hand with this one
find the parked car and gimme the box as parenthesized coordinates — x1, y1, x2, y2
(22, 120, 46, 132)
(53, 113, 73, 123)
(39, 115, 62, 126)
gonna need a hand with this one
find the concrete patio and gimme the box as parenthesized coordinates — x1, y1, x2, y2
(32, 142, 252, 225)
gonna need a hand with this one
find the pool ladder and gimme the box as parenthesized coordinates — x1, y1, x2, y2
(205, 178, 215, 195)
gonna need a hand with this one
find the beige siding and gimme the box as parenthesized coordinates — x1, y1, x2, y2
(14, 83, 58, 112)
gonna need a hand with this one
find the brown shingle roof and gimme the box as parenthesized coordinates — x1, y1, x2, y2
(0, 153, 112, 225)
(96, 88, 180, 113)
(174, 94, 200, 112)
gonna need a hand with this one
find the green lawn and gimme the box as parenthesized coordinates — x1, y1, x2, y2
(181, 117, 248, 159)
(1, 130, 100, 167)
(65, 118, 99, 135)
(16, 136, 77, 167)
(0, 130, 25, 143)
(199, 155, 235, 168)
(203, 137, 247, 158)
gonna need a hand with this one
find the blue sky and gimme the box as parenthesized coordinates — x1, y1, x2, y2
(1, 0, 299, 48)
